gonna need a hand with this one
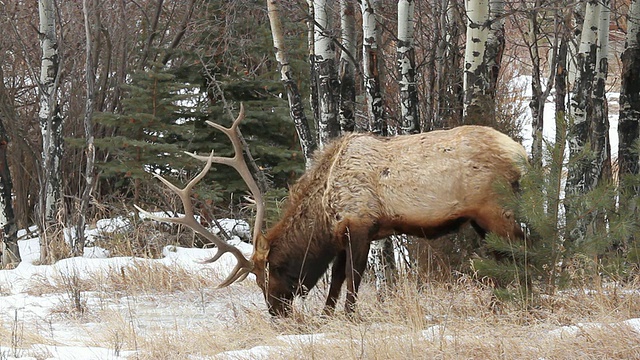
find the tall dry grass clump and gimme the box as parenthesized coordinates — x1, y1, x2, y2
(27, 260, 226, 299)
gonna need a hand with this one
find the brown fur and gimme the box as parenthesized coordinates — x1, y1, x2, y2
(251, 126, 527, 316)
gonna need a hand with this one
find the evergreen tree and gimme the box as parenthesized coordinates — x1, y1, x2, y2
(472, 129, 636, 300)
(186, 0, 307, 217)
(93, 65, 198, 201)
(186, 79, 305, 226)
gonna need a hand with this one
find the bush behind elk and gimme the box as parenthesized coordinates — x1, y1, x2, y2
(136, 104, 528, 316)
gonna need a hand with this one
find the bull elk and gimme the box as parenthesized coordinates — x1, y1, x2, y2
(136, 104, 528, 316)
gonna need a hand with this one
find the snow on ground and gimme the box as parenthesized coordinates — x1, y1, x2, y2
(0, 218, 261, 360)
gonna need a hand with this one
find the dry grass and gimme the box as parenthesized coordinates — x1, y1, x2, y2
(93, 220, 200, 258)
(120, 276, 640, 359)
(27, 260, 223, 298)
(15, 262, 640, 359)
(0, 317, 54, 357)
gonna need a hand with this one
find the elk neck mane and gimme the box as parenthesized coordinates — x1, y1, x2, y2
(262, 135, 358, 289)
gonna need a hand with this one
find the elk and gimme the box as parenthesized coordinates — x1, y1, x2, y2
(136, 104, 528, 317)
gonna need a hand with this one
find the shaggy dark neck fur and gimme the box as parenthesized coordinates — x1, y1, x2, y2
(264, 137, 351, 294)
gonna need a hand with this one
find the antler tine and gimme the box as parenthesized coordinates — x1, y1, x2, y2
(134, 151, 254, 287)
(186, 103, 265, 246)
(217, 264, 251, 288)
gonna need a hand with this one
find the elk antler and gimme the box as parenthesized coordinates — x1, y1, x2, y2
(134, 103, 263, 287)
(186, 103, 265, 246)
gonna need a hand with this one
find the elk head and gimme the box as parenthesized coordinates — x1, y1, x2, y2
(134, 104, 289, 315)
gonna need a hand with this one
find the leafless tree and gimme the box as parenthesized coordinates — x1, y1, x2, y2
(338, 0, 357, 133)
(38, 0, 64, 263)
(267, 0, 316, 167)
(463, 0, 504, 126)
(360, 0, 386, 135)
(0, 64, 20, 267)
(618, 0, 640, 217)
(398, 0, 419, 134)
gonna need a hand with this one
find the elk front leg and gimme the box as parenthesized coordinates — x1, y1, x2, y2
(342, 220, 372, 314)
(323, 250, 347, 316)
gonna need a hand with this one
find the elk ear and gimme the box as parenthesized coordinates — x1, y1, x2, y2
(253, 234, 270, 260)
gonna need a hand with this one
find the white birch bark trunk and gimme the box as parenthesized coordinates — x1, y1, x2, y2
(567, 1, 599, 195)
(565, 0, 604, 249)
(38, 0, 64, 263)
(398, 0, 419, 134)
(462, 0, 489, 123)
(307, 0, 319, 129)
(369, 237, 396, 292)
(267, 0, 316, 167)
(38, 0, 62, 222)
(338, 0, 356, 132)
(313, 0, 340, 146)
(360, 0, 385, 135)
(361, 0, 392, 288)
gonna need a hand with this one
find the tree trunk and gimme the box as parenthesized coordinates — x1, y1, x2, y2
(434, 0, 464, 129)
(565, 0, 609, 250)
(617, 0, 640, 223)
(590, 0, 611, 190)
(75, 0, 98, 257)
(313, 0, 340, 146)
(528, 2, 563, 168)
(360, 0, 386, 135)
(485, 0, 504, 102)
(139, 0, 164, 69)
(267, 0, 316, 167)
(462, 0, 503, 126)
(338, 0, 356, 133)
(551, 7, 571, 224)
(566, 1, 599, 197)
(463, 0, 491, 124)
(547, 28, 569, 293)
(38, 0, 65, 263)
(0, 112, 21, 269)
(361, 0, 393, 288)
(369, 237, 396, 293)
(161, 0, 197, 66)
(0, 66, 20, 266)
(307, 0, 320, 134)
(528, 1, 544, 167)
(398, 0, 419, 134)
